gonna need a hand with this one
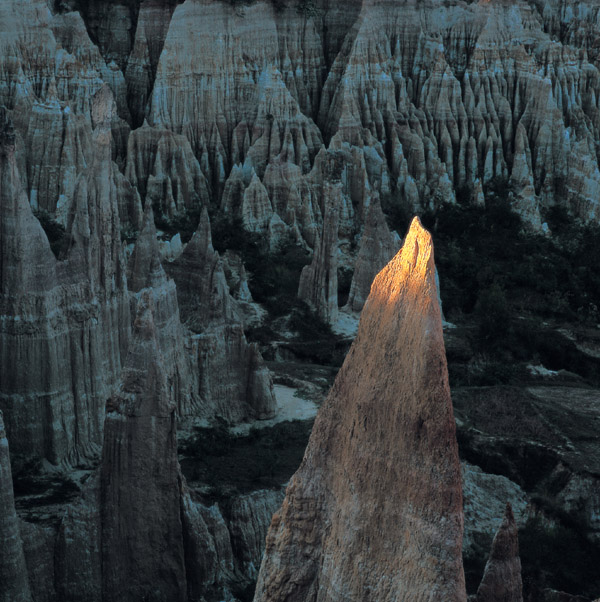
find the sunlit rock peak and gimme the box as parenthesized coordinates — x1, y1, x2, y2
(254, 216, 466, 602)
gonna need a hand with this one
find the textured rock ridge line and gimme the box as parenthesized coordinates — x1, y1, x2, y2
(476, 503, 524, 602)
(0, 411, 32, 602)
(254, 217, 466, 602)
(100, 293, 186, 602)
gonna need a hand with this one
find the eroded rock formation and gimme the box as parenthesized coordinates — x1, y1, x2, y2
(255, 217, 466, 602)
(0, 95, 130, 466)
(476, 503, 524, 602)
(165, 209, 277, 422)
(101, 294, 186, 602)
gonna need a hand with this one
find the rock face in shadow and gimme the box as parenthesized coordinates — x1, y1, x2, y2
(345, 198, 399, 313)
(0, 411, 32, 602)
(254, 217, 466, 602)
(101, 294, 186, 602)
(127, 201, 196, 417)
(476, 503, 524, 602)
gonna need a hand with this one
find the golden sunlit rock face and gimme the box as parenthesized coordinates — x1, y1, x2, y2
(254, 217, 466, 602)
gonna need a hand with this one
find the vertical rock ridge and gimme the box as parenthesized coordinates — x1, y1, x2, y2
(127, 200, 196, 417)
(297, 182, 341, 324)
(255, 217, 466, 602)
(100, 293, 187, 602)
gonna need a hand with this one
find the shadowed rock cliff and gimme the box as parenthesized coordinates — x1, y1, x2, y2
(254, 217, 466, 602)
(0, 411, 32, 602)
(165, 208, 277, 422)
(0, 95, 130, 466)
(101, 294, 186, 602)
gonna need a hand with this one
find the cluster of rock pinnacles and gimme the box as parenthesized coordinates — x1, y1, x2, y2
(6, 0, 600, 598)
(1, 167, 522, 600)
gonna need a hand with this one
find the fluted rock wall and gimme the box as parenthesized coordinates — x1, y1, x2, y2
(255, 218, 466, 602)
(0, 98, 130, 466)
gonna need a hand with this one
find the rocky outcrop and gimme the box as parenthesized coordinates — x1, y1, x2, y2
(476, 503, 524, 602)
(125, 122, 210, 219)
(255, 217, 466, 601)
(0, 411, 32, 602)
(165, 209, 277, 422)
(345, 198, 399, 312)
(0, 89, 130, 466)
(127, 201, 196, 416)
(101, 294, 186, 602)
(462, 462, 528, 567)
(297, 182, 341, 324)
(183, 488, 285, 601)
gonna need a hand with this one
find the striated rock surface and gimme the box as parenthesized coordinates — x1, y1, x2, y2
(166, 209, 276, 422)
(476, 503, 524, 602)
(127, 201, 196, 416)
(345, 198, 399, 313)
(0, 411, 32, 602)
(101, 294, 186, 601)
(255, 217, 466, 602)
(0, 96, 130, 465)
(297, 182, 341, 324)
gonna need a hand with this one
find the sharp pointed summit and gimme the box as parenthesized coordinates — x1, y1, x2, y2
(254, 216, 466, 602)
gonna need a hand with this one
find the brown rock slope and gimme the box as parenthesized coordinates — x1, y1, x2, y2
(476, 503, 524, 602)
(254, 217, 466, 602)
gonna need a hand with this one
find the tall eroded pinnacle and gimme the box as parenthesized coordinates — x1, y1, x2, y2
(127, 202, 167, 293)
(254, 216, 466, 602)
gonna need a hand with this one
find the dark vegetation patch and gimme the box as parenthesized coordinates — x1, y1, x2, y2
(153, 204, 201, 244)
(12, 460, 81, 523)
(454, 384, 600, 599)
(384, 177, 600, 385)
(212, 215, 348, 364)
(519, 516, 600, 599)
(419, 178, 600, 327)
(178, 420, 313, 505)
(462, 532, 493, 595)
(211, 216, 310, 315)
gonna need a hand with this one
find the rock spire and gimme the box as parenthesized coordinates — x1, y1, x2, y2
(476, 503, 524, 602)
(100, 293, 186, 602)
(254, 217, 466, 602)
